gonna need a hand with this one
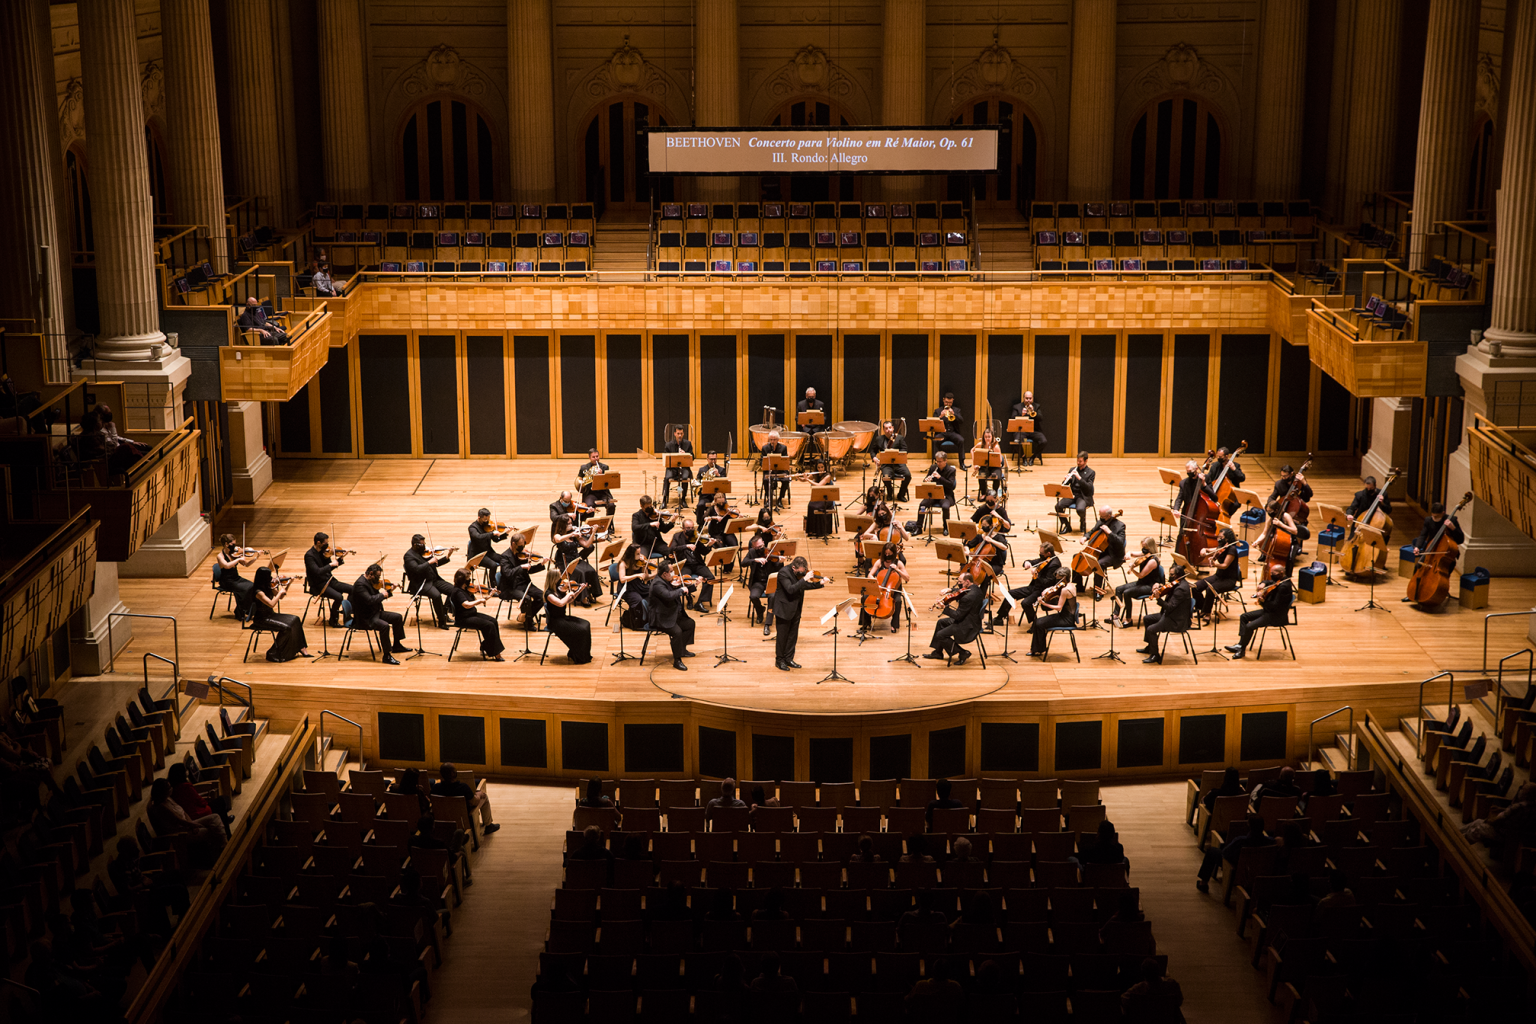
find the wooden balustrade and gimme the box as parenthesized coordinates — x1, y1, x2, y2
(1467, 415, 1536, 543)
(67, 423, 202, 562)
(0, 509, 98, 682)
(1305, 303, 1427, 397)
(219, 306, 334, 402)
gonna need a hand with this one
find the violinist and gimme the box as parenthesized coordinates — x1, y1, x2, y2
(1191, 527, 1241, 622)
(1113, 538, 1164, 627)
(870, 420, 911, 502)
(404, 534, 456, 629)
(631, 496, 676, 553)
(662, 425, 694, 507)
(467, 509, 510, 575)
(215, 534, 260, 617)
(578, 450, 617, 517)
(552, 514, 602, 605)
(250, 566, 312, 662)
(802, 459, 837, 537)
(1173, 460, 1217, 515)
(924, 574, 987, 664)
(746, 532, 782, 634)
(859, 543, 909, 634)
(305, 532, 353, 628)
(760, 430, 792, 508)
(932, 392, 967, 466)
(918, 451, 957, 528)
(667, 523, 715, 611)
(797, 387, 827, 435)
(545, 575, 593, 664)
(498, 532, 545, 615)
(1026, 568, 1078, 657)
(1411, 502, 1464, 557)
(1226, 564, 1294, 659)
(1009, 391, 1047, 465)
(447, 569, 504, 661)
(352, 563, 410, 665)
(647, 562, 698, 671)
(1138, 565, 1193, 664)
(1054, 452, 1096, 534)
(550, 491, 588, 526)
(701, 491, 742, 549)
(994, 541, 1061, 627)
(614, 544, 656, 624)
(772, 556, 826, 670)
(971, 427, 1005, 497)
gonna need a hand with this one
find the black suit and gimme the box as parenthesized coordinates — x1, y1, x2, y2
(1055, 466, 1096, 531)
(931, 405, 966, 460)
(918, 463, 956, 528)
(796, 398, 827, 434)
(631, 509, 674, 554)
(929, 584, 987, 656)
(760, 441, 791, 506)
(771, 567, 824, 665)
(1143, 579, 1192, 652)
(580, 461, 616, 516)
(1174, 473, 1217, 514)
(871, 432, 911, 500)
(999, 556, 1062, 624)
(1077, 518, 1126, 580)
(646, 578, 696, 661)
(550, 499, 583, 525)
(304, 547, 353, 626)
(1210, 458, 1245, 488)
(668, 533, 715, 608)
(351, 575, 406, 651)
(663, 439, 694, 505)
(467, 520, 508, 572)
(403, 548, 453, 627)
(1346, 487, 1391, 518)
(1009, 401, 1046, 462)
(1413, 515, 1464, 551)
(237, 306, 287, 343)
(1238, 579, 1294, 650)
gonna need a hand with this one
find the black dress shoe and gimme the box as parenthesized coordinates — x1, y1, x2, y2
(1229, 649, 1247, 659)
(922, 651, 945, 660)
(681, 651, 697, 658)
(482, 823, 501, 834)
(776, 661, 790, 671)
(391, 644, 412, 653)
(763, 625, 772, 636)
(673, 659, 687, 671)
(1224, 644, 1244, 654)
(1135, 646, 1154, 654)
(383, 655, 401, 666)
(956, 650, 972, 665)
(1142, 655, 1162, 664)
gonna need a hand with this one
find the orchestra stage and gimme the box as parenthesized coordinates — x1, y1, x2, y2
(109, 456, 1534, 781)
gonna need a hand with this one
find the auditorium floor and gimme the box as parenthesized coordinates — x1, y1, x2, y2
(113, 454, 1533, 722)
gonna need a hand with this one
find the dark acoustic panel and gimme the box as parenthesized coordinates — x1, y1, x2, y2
(752, 733, 795, 781)
(1275, 339, 1311, 452)
(500, 718, 547, 768)
(979, 722, 1039, 773)
(359, 335, 411, 454)
(437, 714, 486, 765)
(1117, 718, 1166, 769)
(869, 734, 912, 781)
(809, 737, 854, 784)
(418, 334, 459, 455)
(378, 711, 426, 763)
(604, 334, 643, 454)
(652, 334, 690, 450)
(624, 723, 685, 774)
(1170, 334, 1210, 453)
(698, 335, 737, 454)
(559, 335, 598, 455)
(890, 333, 929, 453)
(1178, 714, 1227, 764)
(279, 381, 312, 453)
(1317, 371, 1351, 451)
(1078, 335, 1116, 454)
(938, 335, 977, 433)
(928, 726, 967, 780)
(1054, 720, 1103, 772)
(512, 336, 551, 454)
(747, 334, 786, 444)
(698, 726, 737, 780)
(1240, 711, 1289, 762)
(841, 334, 881, 424)
(1122, 334, 1163, 453)
(794, 335, 834, 412)
(986, 335, 1024, 441)
(466, 335, 506, 455)
(1218, 334, 1270, 454)
(561, 720, 609, 772)
(1032, 336, 1070, 454)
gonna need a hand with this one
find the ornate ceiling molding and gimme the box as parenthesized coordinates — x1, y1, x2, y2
(402, 44, 491, 100)
(747, 44, 872, 124)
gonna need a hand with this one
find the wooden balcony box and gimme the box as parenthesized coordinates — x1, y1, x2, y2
(218, 305, 334, 402)
(1305, 305, 1426, 397)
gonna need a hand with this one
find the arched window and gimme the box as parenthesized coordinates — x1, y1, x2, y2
(399, 98, 496, 201)
(1467, 115, 1495, 217)
(65, 146, 94, 256)
(947, 97, 1039, 213)
(145, 123, 168, 219)
(1128, 96, 1223, 200)
(764, 99, 856, 202)
(581, 99, 671, 219)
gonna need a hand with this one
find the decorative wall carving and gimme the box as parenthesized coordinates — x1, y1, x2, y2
(1117, 43, 1242, 137)
(940, 36, 1051, 106)
(746, 44, 872, 124)
(566, 37, 690, 130)
(141, 60, 165, 123)
(1476, 53, 1500, 120)
(58, 79, 85, 150)
(402, 44, 490, 99)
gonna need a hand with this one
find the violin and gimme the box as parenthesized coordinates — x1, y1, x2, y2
(1339, 468, 1400, 575)
(237, 547, 269, 557)
(932, 583, 966, 610)
(1405, 492, 1473, 608)
(806, 570, 836, 585)
(1033, 580, 1068, 611)
(376, 578, 398, 592)
(465, 583, 495, 596)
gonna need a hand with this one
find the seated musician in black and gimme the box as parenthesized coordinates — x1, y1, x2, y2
(467, 509, 510, 578)
(352, 563, 410, 665)
(1114, 538, 1164, 627)
(646, 563, 697, 671)
(923, 574, 987, 664)
(630, 495, 675, 555)
(447, 569, 503, 661)
(1054, 452, 1096, 534)
(696, 450, 728, 484)
(1411, 501, 1465, 559)
(551, 514, 601, 606)
(249, 567, 311, 662)
(662, 426, 694, 507)
(870, 420, 912, 503)
(404, 534, 455, 629)
(1191, 527, 1241, 622)
(544, 576, 592, 664)
(796, 386, 827, 435)
(1077, 507, 1127, 592)
(214, 534, 259, 618)
(1345, 475, 1392, 521)
(994, 541, 1061, 626)
(699, 491, 741, 549)
(801, 459, 836, 537)
(305, 532, 353, 628)
(1027, 568, 1078, 656)
(1009, 391, 1047, 465)
(859, 543, 910, 634)
(966, 513, 1010, 576)
(916, 451, 957, 529)
(1267, 464, 1314, 545)
(578, 449, 616, 517)
(550, 491, 586, 526)
(613, 545, 655, 628)
(1227, 564, 1294, 659)
(667, 522, 716, 611)
(744, 532, 781, 633)
(931, 392, 967, 467)
(971, 427, 1005, 497)
(1138, 564, 1193, 664)
(496, 532, 544, 617)
(759, 430, 791, 508)
(1209, 447, 1246, 489)
(1173, 460, 1217, 515)
(971, 492, 1012, 537)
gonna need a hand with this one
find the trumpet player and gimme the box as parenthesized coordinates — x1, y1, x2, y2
(924, 573, 988, 664)
(932, 392, 967, 466)
(1009, 391, 1047, 465)
(1226, 563, 1294, 659)
(578, 449, 617, 517)
(305, 532, 353, 628)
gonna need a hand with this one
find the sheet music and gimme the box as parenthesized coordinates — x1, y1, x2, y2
(717, 585, 734, 614)
(820, 605, 839, 625)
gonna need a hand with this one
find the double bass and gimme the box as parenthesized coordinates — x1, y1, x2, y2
(1339, 468, 1400, 575)
(1405, 492, 1473, 608)
(1176, 441, 1245, 567)
(1208, 441, 1249, 518)
(1256, 455, 1312, 577)
(1071, 511, 1124, 577)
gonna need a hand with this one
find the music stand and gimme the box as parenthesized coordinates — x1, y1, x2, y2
(706, 545, 738, 592)
(1351, 525, 1391, 612)
(609, 582, 639, 664)
(1074, 550, 1108, 630)
(713, 585, 744, 666)
(797, 409, 825, 430)
(1148, 504, 1180, 550)
(918, 417, 944, 445)
(589, 471, 621, 492)
(1005, 417, 1034, 473)
(970, 450, 1004, 506)
(664, 453, 694, 508)
(761, 454, 792, 509)
(845, 577, 885, 643)
(1315, 503, 1351, 586)
(992, 589, 1020, 662)
(699, 478, 732, 498)
(935, 538, 967, 585)
(404, 576, 442, 661)
(875, 449, 910, 504)
(817, 598, 858, 683)
(859, 540, 887, 566)
(886, 589, 920, 666)
(945, 520, 981, 543)
(914, 482, 946, 542)
(810, 486, 841, 542)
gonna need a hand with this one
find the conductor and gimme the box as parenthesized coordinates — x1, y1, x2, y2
(771, 557, 825, 671)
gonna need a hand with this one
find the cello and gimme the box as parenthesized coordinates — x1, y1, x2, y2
(1256, 455, 1312, 577)
(864, 558, 904, 620)
(1178, 466, 1224, 568)
(1405, 492, 1473, 608)
(1339, 468, 1400, 575)
(1071, 511, 1124, 578)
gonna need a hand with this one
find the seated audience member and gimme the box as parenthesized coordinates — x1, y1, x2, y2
(1315, 870, 1358, 909)
(898, 890, 948, 944)
(1463, 782, 1536, 847)
(705, 886, 740, 922)
(108, 837, 188, 933)
(752, 887, 790, 921)
(1253, 766, 1300, 805)
(712, 954, 750, 1019)
(1203, 766, 1246, 812)
(569, 825, 612, 864)
(1195, 814, 1272, 892)
(390, 767, 432, 816)
(1099, 891, 1153, 955)
(900, 834, 935, 864)
(906, 955, 964, 1016)
(706, 778, 747, 820)
(1121, 957, 1185, 1023)
(849, 833, 883, 864)
(953, 889, 999, 928)
(576, 778, 614, 807)
(1075, 818, 1128, 868)
(1300, 768, 1336, 811)
(748, 784, 780, 810)
(748, 950, 800, 1016)
(431, 761, 501, 834)
(653, 881, 691, 921)
(925, 777, 965, 825)
(312, 263, 345, 296)
(947, 835, 975, 865)
(167, 762, 232, 835)
(391, 865, 452, 937)
(237, 296, 288, 343)
(146, 778, 226, 858)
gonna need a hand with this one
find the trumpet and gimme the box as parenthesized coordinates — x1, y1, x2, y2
(1022, 402, 1038, 418)
(940, 407, 956, 421)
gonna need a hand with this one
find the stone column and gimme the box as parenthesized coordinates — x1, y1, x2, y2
(1067, 0, 1116, 200)
(881, 0, 926, 200)
(1323, 0, 1356, 221)
(271, 0, 302, 228)
(120, 478, 211, 578)
(317, 0, 372, 204)
(0, 0, 69, 379)
(694, 0, 740, 201)
(1409, 0, 1479, 268)
(507, 0, 557, 202)
(1447, 348, 1536, 576)
(226, 0, 284, 222)
(69, 562, 132, 677)
(1251, 0, 1308, 199)
(228, 401, 273, 504)
(1483, 0, 1536, 355)
(161, 0, 229, 272)
(1360, 397, 1412, 502)
(1339, 1, 1402, 226)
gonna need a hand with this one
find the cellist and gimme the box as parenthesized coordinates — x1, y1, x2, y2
(965, 514, 1011, 576)
(1073, 506, 1126, 593)
(858, 543, 910, 634)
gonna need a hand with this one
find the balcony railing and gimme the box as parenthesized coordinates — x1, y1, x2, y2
(67, 422, 202, 562)
(219, 304, 333, 402)
(1466, 414, 1536, 543)
(1306, 302, 1427, 398)
(0, 509, 98, 682)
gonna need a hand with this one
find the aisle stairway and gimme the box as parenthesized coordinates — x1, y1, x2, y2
(591, 221, 651, 280)
(975, 216, 1034, 273)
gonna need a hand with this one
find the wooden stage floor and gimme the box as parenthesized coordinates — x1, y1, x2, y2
(115, 455, 1533, 721)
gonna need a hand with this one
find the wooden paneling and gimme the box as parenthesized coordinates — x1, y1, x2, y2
(1306, 309, 1427, 397)
(0, 516, 97, 683)
(1123, 334, 1163, 454)
(466, 335, 508, 456)
(1218, 334, 1271, 454)
(219, 311, 331, 402)
(1467, 415, 1536, 542)
(72, 429, 200, 562)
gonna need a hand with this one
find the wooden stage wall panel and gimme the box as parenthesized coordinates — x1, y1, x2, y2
(842, 334, 882, 425)
(513, 337, 552, 454)
(651, 334, 690, 451)
(747, 334, 786, 443)
(603, 334, 643, 456)
(466, 334, 507, 456)
(1077, 334, 1116, 455)
(359, 335, 410, 454)
(1218, 334, 1270, 455)
(558, 335, 598, 456)
(890, 333, 930, 452)
(1123, 334, 1163, 454)
(986, 335, 1024, 438)
(1032, 335, 1070, 454)
(418, 334, 459, 456)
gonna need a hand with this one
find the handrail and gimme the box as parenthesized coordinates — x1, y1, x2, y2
(141, 653, 179, 703)
(1493, 649, 1534, 739)
(1484, 610, 1536, 671)
(351, 264, 1280, 285)
(1416, 671, 1455, 754)
(106, 612, 179, 677)
(1308, 705, 1354, 770)
(319, 709, 365, 769)
(205, 674, 254, 711)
